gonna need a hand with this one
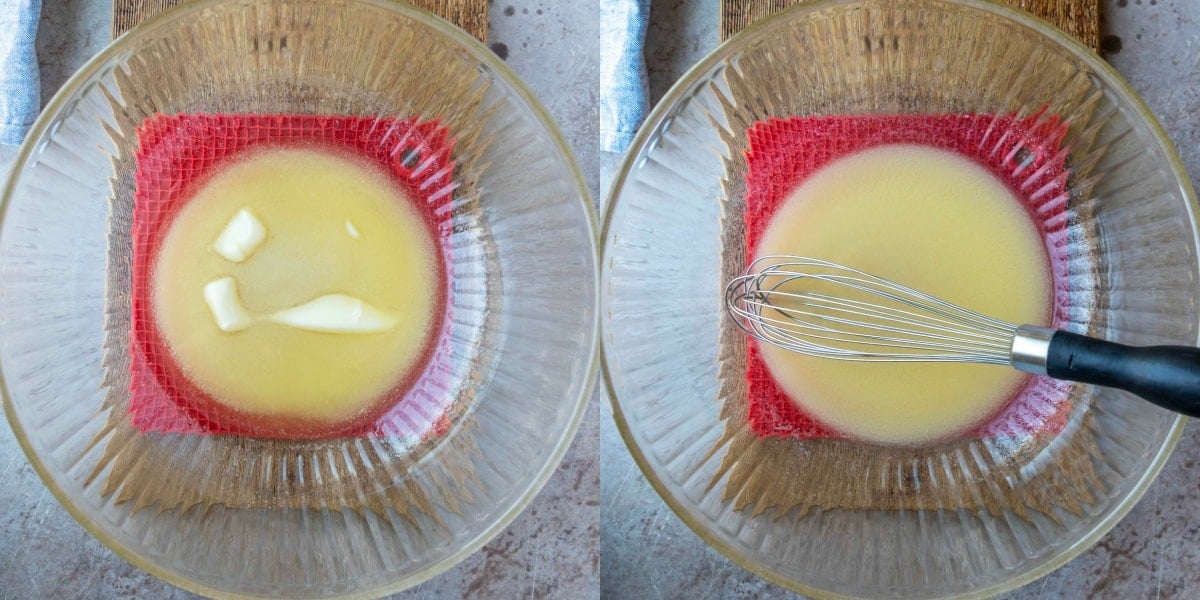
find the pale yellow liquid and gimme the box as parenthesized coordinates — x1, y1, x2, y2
(153, 147, 438, 424)
(756, 144, 1050, 445)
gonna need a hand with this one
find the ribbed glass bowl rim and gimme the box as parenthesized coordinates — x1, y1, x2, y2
(600, 0, 1197, 597)
(0, 0, 600, 598)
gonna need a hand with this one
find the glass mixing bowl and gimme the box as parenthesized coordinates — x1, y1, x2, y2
(0, 0, 598, 597)
(602, 0, 1199, 597)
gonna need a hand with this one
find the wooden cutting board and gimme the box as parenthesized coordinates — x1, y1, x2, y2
(113, 0, 488, 41)
(720, 0, 1099, 50)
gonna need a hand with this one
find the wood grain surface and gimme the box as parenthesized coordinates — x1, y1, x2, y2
(113, 0, 488, 41)
(720, 0, 1099, 50)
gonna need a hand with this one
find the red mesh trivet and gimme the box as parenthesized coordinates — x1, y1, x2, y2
(743, 112, 1075, 441)
(130, 114, 456, 440)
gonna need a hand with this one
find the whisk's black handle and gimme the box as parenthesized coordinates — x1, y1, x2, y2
(1046, 331, 1200, 417)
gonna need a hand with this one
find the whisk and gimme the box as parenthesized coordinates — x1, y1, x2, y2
(725, 256, 1200, 417)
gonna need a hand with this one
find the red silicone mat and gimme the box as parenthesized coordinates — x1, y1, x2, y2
(130, 113, 456, 440)
(743, 112, 1076, 442)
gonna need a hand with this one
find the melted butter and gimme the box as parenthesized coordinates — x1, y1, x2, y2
(153, 147, 439, 424)
(269, 294, 398, 333)
(755, 144, 1050, 445)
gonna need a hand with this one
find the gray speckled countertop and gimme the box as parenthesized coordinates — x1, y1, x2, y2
(0, 1, 598, 598)
(600, 1, 1200, 599)
(6, 0, 1200, 598)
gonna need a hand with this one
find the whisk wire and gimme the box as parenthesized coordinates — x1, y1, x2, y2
(751, 257, 1016, 330)
(736, 297, 1010, 354)
(750, 290, 1012, 346)
(726, 256, 1020, 364)
(730, 297, 1013, 361)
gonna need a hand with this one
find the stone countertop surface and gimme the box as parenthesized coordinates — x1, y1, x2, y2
(600, 0, 1200, 599)
(0, 1, 599, 599)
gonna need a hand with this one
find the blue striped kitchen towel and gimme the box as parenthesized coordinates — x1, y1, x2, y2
(600, 0, 650, 153)
(1, 0, 41, 145)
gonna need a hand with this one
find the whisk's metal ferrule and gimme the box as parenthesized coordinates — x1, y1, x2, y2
(1010, 325, 1056, 375)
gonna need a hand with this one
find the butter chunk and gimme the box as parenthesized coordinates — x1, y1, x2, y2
(212, 209, 267, 263)
(270, 294, 397, 334)
(203, 277, 253, 332)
